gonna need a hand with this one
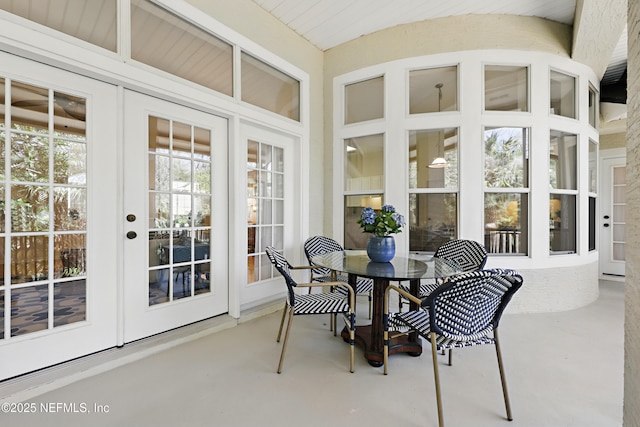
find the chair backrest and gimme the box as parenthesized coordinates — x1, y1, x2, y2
(265, 246, 297, 305)
(303, 236, 344, 278)
(434, 239, 488, 272)
(423, 269, 523, 342)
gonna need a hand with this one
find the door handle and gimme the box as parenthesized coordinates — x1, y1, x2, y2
(126, 231, 137, 239)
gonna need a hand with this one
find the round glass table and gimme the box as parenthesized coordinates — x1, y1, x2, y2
(310, 250, 461, 367)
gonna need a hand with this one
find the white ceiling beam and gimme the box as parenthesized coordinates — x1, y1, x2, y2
(572, 0, 626, 80)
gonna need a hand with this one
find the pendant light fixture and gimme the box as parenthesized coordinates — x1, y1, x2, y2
(429, 83, 448, 168)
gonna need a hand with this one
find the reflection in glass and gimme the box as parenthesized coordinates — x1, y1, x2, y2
(409, 129, 458, 189)
(10, 235, 42, 283)
(345, 134, 384, 191)
(0, 290, 3, 339)
(273, 146, 284, 172)
(1, 77, 5, 129)
(588, 140, 597, 193)
(550, 70, 576, 118)
(54, 234, 86, 279)
(4, 82, 88, 336)
(53, 92, 86, 135)
(0, 187, 4, 232)
(345, 76, 384, 124)
(172, 121, 191, 157)
(11, 134, 49, 182)
(194, 127, 211, 161)
(409, 66, 457, 114)
(10, 81, 49, 133)
(11, 285, 49, 336)
(193, 196, 211, 227)
(549, 194, 576, 254)
(0, 132, 5, 183)
(260, 199, 272, 224)
(11, 185, 49, 232)
(588, 86, 598, 127)
(484, 127, 528, 188)
(484, 65, 528, 111)
(261, 227, 272, 252)
(148, 117, 170, 153)
(484, 193, 528, 255)
(172, 158, 192, 192)
(150, 193, 170, 228)
(149, 267, 170, 306)
(612, 165, 626, 261)
(344, 194, 384, 250)
(194, 162, 211, 193)
(247, 140, 285, 283)
(241, 52, 300, 121)
(54, 139, 86, 184)
(549, 130, 577, 190)
(259, 254, 272, 281)
(148, 116, 212, 303)
(54, 187, 87, 231)
(150, 154, 170, 191)
(54, 280, 86, 326)
(409, 193, 457, 252)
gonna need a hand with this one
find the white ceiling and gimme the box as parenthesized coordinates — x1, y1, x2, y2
(251, 0, 627, 85)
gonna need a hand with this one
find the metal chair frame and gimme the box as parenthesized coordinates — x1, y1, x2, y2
(384, 269, 523, 427)
(265, 246, 356, 374)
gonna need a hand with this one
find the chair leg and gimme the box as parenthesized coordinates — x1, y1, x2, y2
(277, 307, 294, 374)
(494, 329, 513, 421)
(348, 314, 355, 373)
(430, 333, 445, 427)
(448, 349, 453, 366)
(383, 324, 389, 375)
(276, 302, 288, 342)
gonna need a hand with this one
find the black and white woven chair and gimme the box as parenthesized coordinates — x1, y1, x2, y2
(399, 239, 488, 309)
(304, 235, 374, 319)
(265, 246, 356, 374)
(384, 269, 523, 427)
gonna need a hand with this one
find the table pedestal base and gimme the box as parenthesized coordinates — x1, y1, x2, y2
(341, 325, 422, 367)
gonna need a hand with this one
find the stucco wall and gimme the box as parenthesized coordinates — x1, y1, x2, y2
(600, 131, 627, 150)
(625, 1, 640, 425)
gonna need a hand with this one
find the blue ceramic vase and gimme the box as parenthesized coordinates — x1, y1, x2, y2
(366, 236, 396, 262)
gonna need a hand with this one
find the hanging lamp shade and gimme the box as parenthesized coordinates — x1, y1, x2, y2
(428, 157, 447, 168)
(428, 83, 448, 169)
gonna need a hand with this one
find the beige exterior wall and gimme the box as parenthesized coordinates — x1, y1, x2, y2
(600, 131, 627, 150)
(186, 0, 327, 236)
(625, 1, 640, 425)
(323, 15, 572, 234)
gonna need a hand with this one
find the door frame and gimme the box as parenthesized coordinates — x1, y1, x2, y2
(599, 147, 626, 280)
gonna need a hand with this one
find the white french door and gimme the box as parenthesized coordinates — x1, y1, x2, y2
(600, 156, 626, 277)
(123, 90, 228, 342)
(0, 53, 118, 380)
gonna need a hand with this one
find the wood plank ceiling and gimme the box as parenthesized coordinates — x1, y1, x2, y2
(252, 0, 626, 87)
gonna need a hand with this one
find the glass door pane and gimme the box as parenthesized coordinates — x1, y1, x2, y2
(148, 116, 212, 304)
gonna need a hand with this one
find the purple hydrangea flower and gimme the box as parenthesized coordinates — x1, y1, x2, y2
(381, 204, 395, 213)
(392, 213, 405, 227)
(360, 207, 376, 225)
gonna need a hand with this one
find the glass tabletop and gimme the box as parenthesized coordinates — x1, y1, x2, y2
(310, 250, 461, 281)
